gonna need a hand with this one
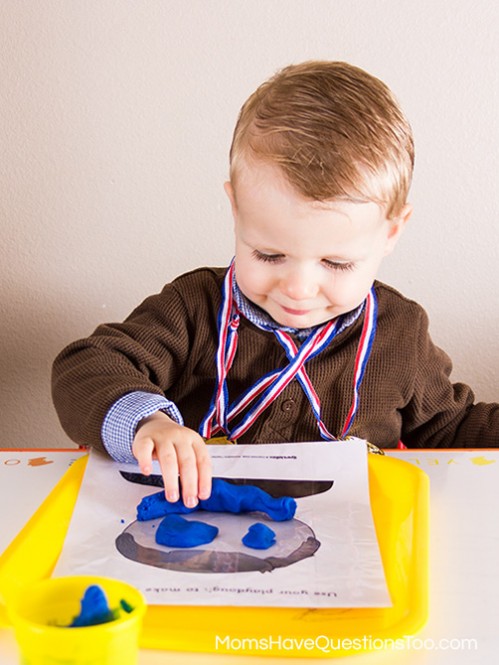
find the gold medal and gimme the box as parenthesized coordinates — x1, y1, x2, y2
(204, 435, 237, 445)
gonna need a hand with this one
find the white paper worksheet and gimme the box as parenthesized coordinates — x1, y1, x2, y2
(55, 439, 390, 608)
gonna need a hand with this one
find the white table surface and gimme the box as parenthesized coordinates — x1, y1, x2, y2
(1, 448, 498, 664)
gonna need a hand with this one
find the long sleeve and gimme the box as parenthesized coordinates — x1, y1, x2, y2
(51, 268, 224, 451)
(400, 307, 499, 448)
(101, 391, 184, 461)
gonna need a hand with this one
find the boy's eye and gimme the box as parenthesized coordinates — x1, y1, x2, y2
(252, 250, 284, 264)
(322, 259, 355, 272)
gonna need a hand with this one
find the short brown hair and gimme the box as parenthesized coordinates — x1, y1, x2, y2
(229, 61, 414, 218)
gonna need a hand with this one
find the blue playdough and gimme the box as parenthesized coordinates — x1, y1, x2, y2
(155, 514, 219, 548)
(242, 522, 276, 550)
(69, 585, 133, 627)
(137, 494, 193, 520)
(137, 479, 296, 522)
(70, 586, 114, 627)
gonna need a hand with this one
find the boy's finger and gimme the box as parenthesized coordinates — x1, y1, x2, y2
(195, 444, 212, 500)
(132, 437, 155, 476)
(155, 444, 180, 503)
(176, 444, 200, 509)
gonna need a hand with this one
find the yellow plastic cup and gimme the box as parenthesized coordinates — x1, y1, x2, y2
(8, 575, 146, 665)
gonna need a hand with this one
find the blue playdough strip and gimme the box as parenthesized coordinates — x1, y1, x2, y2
(137, 478, 296, 522)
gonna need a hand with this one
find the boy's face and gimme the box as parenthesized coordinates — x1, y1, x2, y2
(226, 161, 411, 329)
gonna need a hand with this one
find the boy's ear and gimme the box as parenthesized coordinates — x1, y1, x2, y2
(384, 203, 413, 255)
(224, 181, 238, 218)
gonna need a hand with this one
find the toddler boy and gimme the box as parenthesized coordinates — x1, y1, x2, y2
(52, 61, 499, 508)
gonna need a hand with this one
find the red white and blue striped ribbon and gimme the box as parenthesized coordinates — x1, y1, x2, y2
(340, 288, 377, 437)
(199, 262, 239, 439)
(274, 330, 337, 440)
(199, 262, 377, 441)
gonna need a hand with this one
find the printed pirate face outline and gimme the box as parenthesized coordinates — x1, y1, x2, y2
(116, 475, 331, 574)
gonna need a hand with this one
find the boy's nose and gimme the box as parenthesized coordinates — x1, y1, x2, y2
(279, 270, 318, 301)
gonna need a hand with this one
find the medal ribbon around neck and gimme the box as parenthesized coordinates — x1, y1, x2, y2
(199, 261, 377, 441)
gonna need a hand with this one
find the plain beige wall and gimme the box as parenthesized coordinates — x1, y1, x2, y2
(1, 0, 498, 450)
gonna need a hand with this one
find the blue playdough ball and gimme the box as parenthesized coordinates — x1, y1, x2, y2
(155, 514, 219, 548)
(242, 522, 276, 550)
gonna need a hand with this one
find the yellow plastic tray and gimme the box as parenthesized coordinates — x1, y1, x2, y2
(0, 453, 429, 657)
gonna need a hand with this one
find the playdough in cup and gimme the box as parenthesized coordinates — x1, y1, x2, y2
(8, 575, 145, 665)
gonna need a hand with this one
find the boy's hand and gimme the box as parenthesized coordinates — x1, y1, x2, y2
(132, 411, 212, 508)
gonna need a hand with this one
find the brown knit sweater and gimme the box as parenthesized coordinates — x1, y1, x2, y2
(52, 267, 499, 450)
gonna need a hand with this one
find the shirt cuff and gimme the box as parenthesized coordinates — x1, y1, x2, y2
(101, 391, 184, 463)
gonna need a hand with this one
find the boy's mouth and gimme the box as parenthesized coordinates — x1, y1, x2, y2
(280, 305, 312, 316)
